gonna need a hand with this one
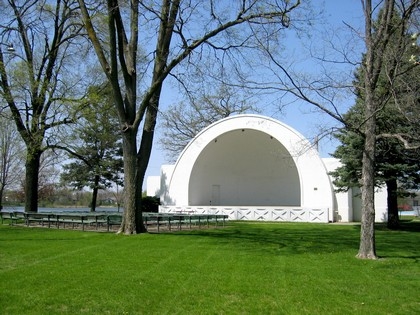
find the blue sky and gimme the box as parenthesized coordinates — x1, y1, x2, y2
(144, 0, 366, 182)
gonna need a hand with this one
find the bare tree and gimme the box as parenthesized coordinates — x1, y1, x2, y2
(355, 0, 419, 259)
(0, 0, 88, 213)
(38, 150, 64, 205)
(0, 111, 24, 209)
(160, 84, 259, 162)
(246, 0, 419, 259)
(78, 0, 304, 234)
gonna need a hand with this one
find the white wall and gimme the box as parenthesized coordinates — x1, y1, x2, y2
(322, 158, 389, 222)
(350, 187, 388, 223)
(163, 115, 334, 213)
(160, 165, 175, 205)
(322, 158, 352, 222)
(374, 188, 388, 222)
(189, 129, 300, 206)
(146, 176, 161, 197)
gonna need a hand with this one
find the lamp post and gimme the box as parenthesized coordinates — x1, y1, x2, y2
(0, 43, 15, 52)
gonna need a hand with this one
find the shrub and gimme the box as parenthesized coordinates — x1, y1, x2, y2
(141, 196, 160, 213)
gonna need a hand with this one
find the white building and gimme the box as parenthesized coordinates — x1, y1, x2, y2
(147, 114, 387, 223)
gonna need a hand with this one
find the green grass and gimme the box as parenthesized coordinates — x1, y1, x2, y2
(0, 221, 419, 315)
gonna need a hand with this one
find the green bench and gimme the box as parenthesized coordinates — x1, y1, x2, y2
(0, 211, 25, 225)
(54, 213, 110, 231)
(20, 212, 120, 231)
(1, 211, 228, 233)
(143, 214, 173, 232)
(24, 212, 55, 228)
(107, 214, 122, 231)
(143, 213, 229, 232)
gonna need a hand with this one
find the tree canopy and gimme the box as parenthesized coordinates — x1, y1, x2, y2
(60, 84, 123, 212)
(331, 4, 420, 231)
(0, 0, 90, 212)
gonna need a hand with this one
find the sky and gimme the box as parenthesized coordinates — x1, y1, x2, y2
(143, 0, 366, 185)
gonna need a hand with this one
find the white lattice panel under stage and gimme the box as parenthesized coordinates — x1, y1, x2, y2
(309, 209, 328, 222)
(159, 206, 329, 223)
(253, 209, 271, 221)
(237, 208, 253, 220)
(290, 209, 306, 222)
(271, 209, 290, 222)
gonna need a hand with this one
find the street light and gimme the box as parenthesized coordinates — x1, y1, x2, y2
(0, 43, 15, 52)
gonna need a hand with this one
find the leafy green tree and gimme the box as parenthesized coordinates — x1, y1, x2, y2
(60, 85, 123, 212)
(0, 0, 88, 213)
(331, 102, 420, 229)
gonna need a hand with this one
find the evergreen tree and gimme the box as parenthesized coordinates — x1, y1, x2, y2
(331, 102, 420, 229)
(61, 85, 123, 212)
(331, 9, 420, 229)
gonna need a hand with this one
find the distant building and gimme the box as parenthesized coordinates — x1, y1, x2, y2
(147, 114, 387, 223)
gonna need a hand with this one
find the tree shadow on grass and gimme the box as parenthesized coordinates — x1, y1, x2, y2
(375, 220, 420, 260)
(172, 221, 420, 259)
(172, 222, 362, 256)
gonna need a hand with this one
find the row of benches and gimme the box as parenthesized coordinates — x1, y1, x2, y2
(144, 213, 228, 232)
(0, 211, 122, 231)
(0, 211, 228, 232)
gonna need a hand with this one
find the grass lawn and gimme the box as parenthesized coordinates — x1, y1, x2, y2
(0, 220, 419, 315)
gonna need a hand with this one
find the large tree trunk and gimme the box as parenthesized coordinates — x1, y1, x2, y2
(0, 184, 4, 210)
(358, 126, 378, 259)
(135, 96, 160, 232)
(90, 174, 100, 212)
(386, 177, 400, 229)
(24, 149, 41, 213)
(118, 130, 146, 234)
(357, 0, 387, 260)
(357, 55, 378, 259)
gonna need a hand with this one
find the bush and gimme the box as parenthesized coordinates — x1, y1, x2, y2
(141, 196, 160, 213)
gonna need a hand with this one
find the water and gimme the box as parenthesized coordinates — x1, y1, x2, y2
(400, 210, 418, 216)
(2, 206, 122, 213)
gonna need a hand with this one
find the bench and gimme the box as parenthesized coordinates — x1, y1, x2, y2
(4, 211, 118, 231)
(143, 213, 229, 232)
(91, 214, 109, 230)
(0, 211, 25, 225)
(55, 214, 111, 231)
(143, 214, 170, 232)
(107, 214, 122, 231)
(0, 211, 11, 224)
(24, 212, 55, 228)
(1, 211, 228, 233)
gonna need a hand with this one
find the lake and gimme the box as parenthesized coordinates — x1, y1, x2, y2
(2, 206, 122, 213)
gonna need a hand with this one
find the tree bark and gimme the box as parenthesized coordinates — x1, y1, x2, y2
(134, 94, 160, 233)
(24, 149, 41, 213)
(0, 185, 4, 210)
(117, 129, 146, 234)
(386, 177, 400, 229)
(90, 174, 100, 212)
(358, 30, 378, 258)
(358, 124, 378, 259)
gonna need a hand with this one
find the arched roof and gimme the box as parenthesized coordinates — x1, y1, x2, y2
(164, 114, 334, 210)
